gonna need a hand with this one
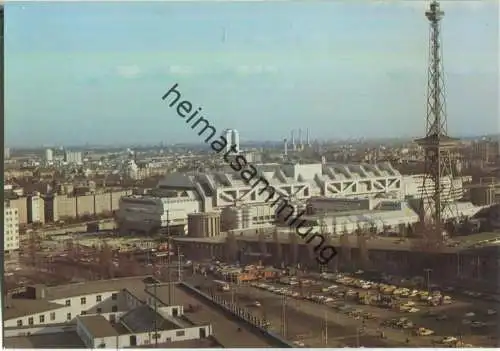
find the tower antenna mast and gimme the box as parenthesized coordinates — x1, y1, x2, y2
(415, 0, 459, 248)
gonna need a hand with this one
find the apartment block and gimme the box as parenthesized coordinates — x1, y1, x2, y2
(4, 194, 45, 225)
(4, 205, 20, 252)
(44, 190, 132, 222)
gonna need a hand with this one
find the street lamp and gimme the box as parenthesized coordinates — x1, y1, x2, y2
(424, 268, 432, 292)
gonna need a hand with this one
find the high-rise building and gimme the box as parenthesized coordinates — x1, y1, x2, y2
(231, 129, 240, 153)
(223, 129, 240, 154)
(45, 148, 54, 163)
(4, 205, 20, 253)
(4, 147, 10, 159)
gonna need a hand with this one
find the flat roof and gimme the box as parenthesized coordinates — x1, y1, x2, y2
(4, 299, 64, 320)
(4, 331, 86, 348)
(78, 315, 120, 338)
(46, 276, 153, 300)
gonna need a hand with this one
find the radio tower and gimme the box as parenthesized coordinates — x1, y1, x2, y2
(415, 0, 459, 248)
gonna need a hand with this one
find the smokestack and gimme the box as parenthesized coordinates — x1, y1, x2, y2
(284, 138, 288, 156)
(291, 130, 296, 151)
(306, 128, 310, 147)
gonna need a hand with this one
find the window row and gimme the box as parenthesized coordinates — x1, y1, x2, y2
(15, 305, 118, 327)
(64, 293, 117, 307)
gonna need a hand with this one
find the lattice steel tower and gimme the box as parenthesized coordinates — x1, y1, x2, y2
(415, 0, 459, 243)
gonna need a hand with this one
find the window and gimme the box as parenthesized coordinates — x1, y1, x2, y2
(96, 295, 102, 302)
(17, 320, 22, 327)
(98, 343, 106, 348)
(80, 297, 86, 305)
(111, 293, 118, 300)
(28, 317, 34, 325)
(96, 307, 102, 313)
(81, 311, 87, 315)
(176, 330, 185, 337)
(50, 312, 56, 321)
(66, 313, 71, 321)
(39, 315, 45, 323)
(111, 305, 118, 312)
(65, 299, 71, 306)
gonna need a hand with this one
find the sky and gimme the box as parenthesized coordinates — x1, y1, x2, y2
(5, 1, 499, 147)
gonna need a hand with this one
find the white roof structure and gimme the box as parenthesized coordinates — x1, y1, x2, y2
(157, 162, 403, 211)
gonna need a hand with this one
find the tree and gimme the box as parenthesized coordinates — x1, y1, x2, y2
(225, 231, 239, 263)
(272, 229, 283, 265)
(289, 228, 298, 266)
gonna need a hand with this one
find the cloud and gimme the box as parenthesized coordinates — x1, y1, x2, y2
(168, 65, 194, 75)
(115, 65, 142, 79)
(235, 65, 277, 76)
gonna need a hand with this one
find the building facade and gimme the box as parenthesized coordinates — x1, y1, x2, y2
(4, 205, 20, 253)
(117, 162, 470, 235)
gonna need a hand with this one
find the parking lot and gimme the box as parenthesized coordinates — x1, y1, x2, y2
(188, 269, 498, 347)
(191, 277, 390, 347)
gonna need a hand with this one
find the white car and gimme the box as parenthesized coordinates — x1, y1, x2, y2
(442, 336, 458, 344)
(464, 312, 475, 317)
(487, 309, 497, 316)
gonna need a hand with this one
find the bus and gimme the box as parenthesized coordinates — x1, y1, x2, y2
(213, 280, 230, 292)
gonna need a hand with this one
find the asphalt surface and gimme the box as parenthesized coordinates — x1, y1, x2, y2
(187, 274, 499, 347)
(188, 275, 392, 347)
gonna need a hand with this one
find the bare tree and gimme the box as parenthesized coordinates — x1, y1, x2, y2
(357, 223, 371, 270)
(340, 225, 351, 269)
(225, 231, 239, 263)
(272, 228, 283, 265)
(258, 229, 267, 256)
(289, 228, 298, 266)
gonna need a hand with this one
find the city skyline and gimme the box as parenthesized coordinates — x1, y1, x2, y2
(5, 1, 499, 147)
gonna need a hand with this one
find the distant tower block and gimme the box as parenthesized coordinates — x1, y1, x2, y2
(415, 0, 459, 243)
(283, 138, 288, 157)
(45, 148, 54, 163)
(224, 129, 233, 153)
(291, 130, 296, 151)
(306, 128, 311, 147)
(231, 129, 240, 153)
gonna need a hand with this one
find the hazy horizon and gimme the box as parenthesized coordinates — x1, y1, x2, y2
(5, 1, 499, 148)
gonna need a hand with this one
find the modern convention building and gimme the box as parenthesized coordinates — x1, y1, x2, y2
(116, 162, 470, 235)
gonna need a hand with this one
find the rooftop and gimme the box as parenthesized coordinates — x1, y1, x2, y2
(45, 276, 152, 300)
(4, 331, 86, 349)
(4, 299, 64, 320)
(77, 315, 120, 338)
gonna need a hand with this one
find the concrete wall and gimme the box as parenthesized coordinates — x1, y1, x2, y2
(95, 325, 211, 348)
